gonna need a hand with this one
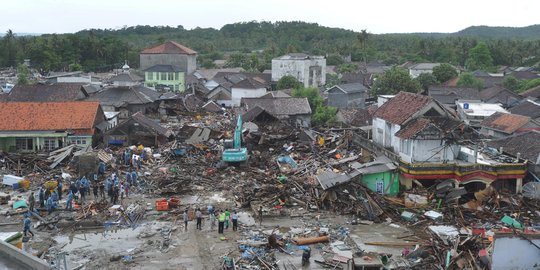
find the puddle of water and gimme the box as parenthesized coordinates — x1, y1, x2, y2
(55, 226, 145, 253)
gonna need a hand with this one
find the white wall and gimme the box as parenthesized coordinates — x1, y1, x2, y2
(231, 87, 267, 107)
(272, 58, 326, 87)
(410, 139, 458, 163)
(372, 117, 400, 151)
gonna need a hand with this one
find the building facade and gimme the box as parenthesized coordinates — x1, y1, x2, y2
(140, 41, 197, 74)
(272, 53, 326, 87)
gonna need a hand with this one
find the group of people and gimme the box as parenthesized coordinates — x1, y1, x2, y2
(36, 178, 63, 214)
(183, 206, 239, 234)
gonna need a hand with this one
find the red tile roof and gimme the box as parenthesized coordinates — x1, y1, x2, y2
(140, 41, 197, 55)
(395, 117, 462, 139)
(373, 92, 432, 125)
(0, 102, 102, 134)
(480, 112, 531, 134)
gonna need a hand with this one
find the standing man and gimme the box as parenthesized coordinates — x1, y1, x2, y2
(93, 183, 98, 199)
(28, 192, 35, 213)
(57, 179, 63, 200)
(23, 214, 34, 237)
(258, 206, 263, 226)
(232, 211, 239, 231)
(131, 170, 138, 186)
(224, 209, 231, 230)
(209, 211, 216, 231)
(126, 170, 132, 186)
(46, 196, 55, 214)
(183, 210, 189, 231)
(99, 181, 105, 198)
(38, 187, 45, 208)
(218, 211, 226, 234)
(196, 208, 202, 230)
(66, 190, 73, 210)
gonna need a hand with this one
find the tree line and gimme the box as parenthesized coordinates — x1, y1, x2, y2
(1, 21, 540, 73)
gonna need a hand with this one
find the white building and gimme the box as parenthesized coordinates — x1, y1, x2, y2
(372, 92, 461, 163)
(408, 63, 441, 78)
(455, 100, 508, 126)
(231, 78, 268, 107)
(272, 53, 326, 88)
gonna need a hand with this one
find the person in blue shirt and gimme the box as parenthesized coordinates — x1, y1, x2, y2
(66, 190, 73, 210)
(46, 196, 56, 214)
(113, 174, 119, 186)
(23, 214, 34, 237)
(131, 171, 138, 186)
(51, 190, 58, 202)
(126, 170, 132, 186)
(98, 161, 106, 176)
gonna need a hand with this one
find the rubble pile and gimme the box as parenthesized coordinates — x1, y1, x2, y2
(1, 111, 540, 269)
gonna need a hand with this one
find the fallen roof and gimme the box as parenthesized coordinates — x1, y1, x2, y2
(132, 112, 172, 136)
(140, 41, 197, 55)
(242, 97, 312, 116)
(479, 112, 531, 134)
(0, 101, 101, 132)
(487, 131, 540, 162)
(373, 92, 432, 125)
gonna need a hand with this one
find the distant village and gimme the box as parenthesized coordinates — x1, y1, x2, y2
(1, 40, 540, 269)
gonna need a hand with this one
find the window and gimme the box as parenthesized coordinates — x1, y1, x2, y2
(147, 72, 154, 80)
(15, 138, 33, 151)
(43, 138, 56, 151)
(401, 139, 411, 155)
(70, 137, 88, 145)
(169, 72, 175, 81)
(161, 73, 167, 80)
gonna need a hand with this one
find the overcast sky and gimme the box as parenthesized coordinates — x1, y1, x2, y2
(2, 0, 539, 34)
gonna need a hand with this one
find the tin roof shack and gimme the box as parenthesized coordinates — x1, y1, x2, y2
(0, 101, 106, 152)
(105, 112, 173, 147)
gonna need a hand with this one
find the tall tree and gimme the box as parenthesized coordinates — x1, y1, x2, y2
(415, 73, 438, 91)
(457, 73, 484, 90)
(2, 30, 17, 67)
(372, 67, 421, 95)
(432, 63, 458, 83)
(465, 42, 494, 71)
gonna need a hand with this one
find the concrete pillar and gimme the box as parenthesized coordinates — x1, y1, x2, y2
(399, 175, 413, 190)
(516, 178, 523, 194)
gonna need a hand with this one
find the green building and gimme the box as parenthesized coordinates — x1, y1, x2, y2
(143, 64, 185, 92)
(354, 159, 399, 196)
